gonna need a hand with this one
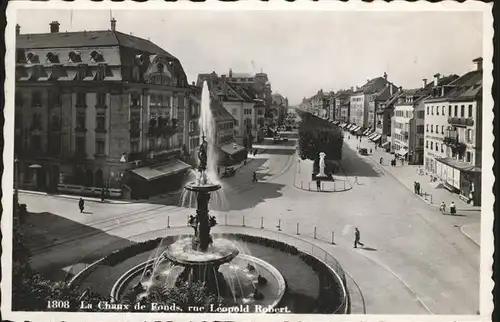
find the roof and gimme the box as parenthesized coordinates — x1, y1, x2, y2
(355, 77, 391, 94)
(17, 30, 177, 60)
(211, 99, 236, 122)
(424, 71, 482, 103)
(130, 159, 191, 181)
(436, 157, 481, 172)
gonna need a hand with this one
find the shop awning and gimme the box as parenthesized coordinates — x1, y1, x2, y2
(381, 141, 390, 148)
(396, 150, 408, 157)
(435, 157, 481, 173)
(346, 124, 353, 130)
(362, 129, 370, 135)
(221, 142, 246, 155)
(371, 134, 382, 142)
(351, 126, 360, 132)
(130, 159, 191, 181)
(368, 133, 377, 139)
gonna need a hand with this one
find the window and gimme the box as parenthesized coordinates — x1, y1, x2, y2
(468, 105, 473, 118)
(234, 120, 239, 126)
(419, 138, 424, 146)
(417, 125, 424, 134)
(231, 108, 237, 115)
(436, 143, 439, 151)
(435, 125, 439, 133)
(96, 112, 106, 130)
(150, 94, 157, 107)
(466, 152, 472, 163)
(430, 141, 433, 149)
(96, 93, 106, 107)
(426, 106, 429, 115)
(436, 107, 439, 115)
(426, 141, 429, 148)
(461, 105, 465, 117)
(449, 106, 452, 116)
(75, 137, 86, 155)
(95, 139, 105, 155)
(441, 126, 444, 134)
(441, 145, 444, 153)
(32, 91, 42, 106)
(131, 141, 139, 153)
(430, 125, 433, 133)
(158, 95, 163, 107)
(31, 135, 42, 152)
(442, 106, 445, 115)
(418, 111, 425, 119)
(431, 107, 434, 115)
(76, 111, 86, 129)
(467, 129, 472, 142)
(76, 92, 86, 106)
(454, 105, 458, 117)
(131, 93, 141, 106)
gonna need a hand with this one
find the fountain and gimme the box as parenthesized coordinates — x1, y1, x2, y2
(117, 82, 286, 308)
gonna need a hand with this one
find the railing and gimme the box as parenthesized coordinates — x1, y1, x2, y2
(448, 117, 474, 127)
(64, 214, 350, 313)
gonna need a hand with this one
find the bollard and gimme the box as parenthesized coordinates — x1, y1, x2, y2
(261, 217, 264, 229)
(314, 227, 317, 239)
(430, 194, 433, 204)
(187, 215, 189, 227)
(301, 182, 303, 189)
(309, 182, 311, 191)
(277, 219, 281, 231)
(296, 223, 300, 235)
(242, 216, 245, 227)
(225, 214, 228, 226)
(167, 216, 170, 228)
(331, 231, 335, 244)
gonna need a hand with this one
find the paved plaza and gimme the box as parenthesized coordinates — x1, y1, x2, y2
(19, 135, 481, 314)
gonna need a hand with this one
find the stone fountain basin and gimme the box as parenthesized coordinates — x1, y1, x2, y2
(184, 181, 222, 192)
(111, 253, 286, 312)
(163, 237, 239, 266)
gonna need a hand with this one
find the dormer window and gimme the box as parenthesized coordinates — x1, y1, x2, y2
(46, 52, 59, 64)
(26, 52, 40, 64)
(157, 63, 164, 73)
(90, 51, 104, 63)
(69, 51, 82, 63)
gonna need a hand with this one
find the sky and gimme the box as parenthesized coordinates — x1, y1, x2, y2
(15, 9, 483, 105)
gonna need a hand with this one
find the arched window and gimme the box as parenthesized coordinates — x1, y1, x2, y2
(69, 51, 82, 63)
(157, 63, 164, 73)
(27, 52, 39, 64)
(46, 52, 59, 64)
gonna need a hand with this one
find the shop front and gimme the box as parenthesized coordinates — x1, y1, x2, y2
(435, 157, 481, 206)
(127, 159, 192, 199)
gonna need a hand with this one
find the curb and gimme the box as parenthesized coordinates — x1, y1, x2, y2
(293, 158, 352, 193)
(459, 225, 480, 247)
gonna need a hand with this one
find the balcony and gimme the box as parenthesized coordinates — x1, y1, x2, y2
(448, 117, 474, 127)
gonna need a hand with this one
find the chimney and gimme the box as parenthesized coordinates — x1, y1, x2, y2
(422, 78, 427, 88)
(398, 86, 402, 92)
(433, 73, 441, 87)
(111, 18, 117, 31)
(473, 57, 483, 71)
(350, 86, 354, 91)
(229, 68, 233, 78)
(16, 24, 20, 36)
(49, 21, 60, 33)
(383, 72, 387, 80)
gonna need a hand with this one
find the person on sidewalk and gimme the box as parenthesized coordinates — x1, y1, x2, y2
(416, 182, 421, 195)
(354, 228, 364, 248)
(316, 180, 321, 191)
(440, 201, 446, 214)
(252, 172, 258, 183)
(100, 189, 105, 202)
(401, 158, 404, 166)
(370, 148, 372, 154)
(380, 157, 383, 165)
(254, 149, 258, 156)
(354, 176, 359, 185)
(449, 201, 456, 215)
(348, 135, 351, 140)
(78, 198, 85, 213)
(413, 181, 417, 194)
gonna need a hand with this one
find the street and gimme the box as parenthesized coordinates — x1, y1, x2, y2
(20, 135, 480, 314)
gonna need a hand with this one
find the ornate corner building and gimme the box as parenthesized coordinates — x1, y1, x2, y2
(14, 20, 194, 199)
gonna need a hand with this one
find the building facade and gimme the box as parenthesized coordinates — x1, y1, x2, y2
(423, 58, 482, 205)
(15, 20, 192, 199)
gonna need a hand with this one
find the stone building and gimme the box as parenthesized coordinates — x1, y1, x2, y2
(15, 20, 192, 199)
(423, 58, 483, 205)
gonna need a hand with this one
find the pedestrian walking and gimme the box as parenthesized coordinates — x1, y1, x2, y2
(413, 181, 417, 194)
(78, 198, 85, 213)
(375, 145, 377, 150)
(254, 149, 258, 156)
(316, 180, 321, 191)
(416, 182, 421, 195)
(449, 201, 456, 215)
(354, 176, 359, 185)
(440, 201, 446, 214)
(100, 189, 105, 202)
(354, 227, 364, 248)
(380, 157, 383, 165)
(401, 158, 404, 166)
(252, 172, 258, 183)
(348, 135, 351, 140)
(370, 148, 372, 154)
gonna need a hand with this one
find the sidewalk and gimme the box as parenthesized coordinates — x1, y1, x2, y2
(460, 222, 480, 246)
(19, 153, 260, 205)
(293, 156, 352, 192)
(344, 136, 480, 212)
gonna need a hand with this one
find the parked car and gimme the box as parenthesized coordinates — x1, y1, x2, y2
(359, 148, 368, 156)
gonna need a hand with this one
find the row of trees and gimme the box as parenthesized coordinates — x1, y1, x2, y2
(297, 111, 343, 162)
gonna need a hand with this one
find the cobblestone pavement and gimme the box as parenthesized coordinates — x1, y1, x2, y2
(19, 136, 482, 314)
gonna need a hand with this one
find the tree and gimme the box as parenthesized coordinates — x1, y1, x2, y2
(298, 111, 343, 162)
